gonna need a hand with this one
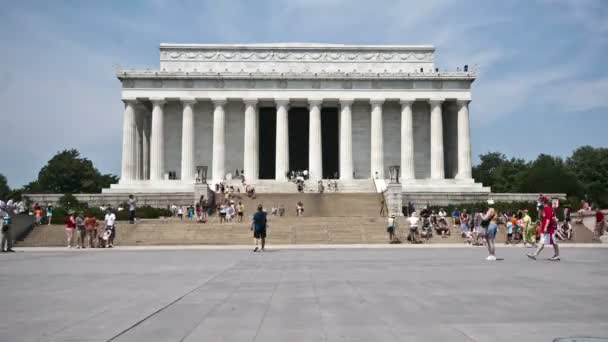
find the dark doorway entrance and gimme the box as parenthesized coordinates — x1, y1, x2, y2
(258, 107, 276, 179)
(288, 107, 309, 173)
(321, 107, 339, 179)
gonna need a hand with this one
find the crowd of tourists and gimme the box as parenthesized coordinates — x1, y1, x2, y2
(62, 207, 117, 248)
(388, 194, 608, 261)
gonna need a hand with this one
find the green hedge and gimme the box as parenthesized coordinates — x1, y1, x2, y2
(47, 204, 172, 225)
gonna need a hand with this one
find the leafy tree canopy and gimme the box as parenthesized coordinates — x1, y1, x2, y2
(28, 149, 118, 194)
(0, 174, 10, 200)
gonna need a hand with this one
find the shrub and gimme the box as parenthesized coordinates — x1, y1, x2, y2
(58, 193, 80, 211)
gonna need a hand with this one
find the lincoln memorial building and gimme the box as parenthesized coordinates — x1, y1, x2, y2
(105, 43, 488, 194)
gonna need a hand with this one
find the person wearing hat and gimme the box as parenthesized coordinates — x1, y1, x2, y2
(65, 210, 76, 248)
(387, 213, 398, 243)
(251, 204, 267, 252)
(482, 199, 497, 260)
(528, 196, 560, 261)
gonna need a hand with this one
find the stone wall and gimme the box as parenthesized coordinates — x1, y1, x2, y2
(402, 192, 567, 207)
(24, 193, 195, 209)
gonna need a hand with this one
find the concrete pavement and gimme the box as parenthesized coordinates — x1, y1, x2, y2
(1, 247, 607, 341)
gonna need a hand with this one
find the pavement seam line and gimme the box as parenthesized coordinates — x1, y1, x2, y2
(178, 259, 265, 342)
(105, 259, 241, 342)
(252, 260, 285, 342)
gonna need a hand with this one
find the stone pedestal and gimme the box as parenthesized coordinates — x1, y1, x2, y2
(385, 182, 403, 217)
(194, 183, 210, 205)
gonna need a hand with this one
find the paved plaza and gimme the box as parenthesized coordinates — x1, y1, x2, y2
(1, 247, 607, 342)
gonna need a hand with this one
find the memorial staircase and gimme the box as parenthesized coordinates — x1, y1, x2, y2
(18, 215, 594, 247)
(217, 179, 377, 194)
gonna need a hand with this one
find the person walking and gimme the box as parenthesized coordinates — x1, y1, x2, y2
(128, 195, 137, 224)
(65, 211, 76, 248)
(75, 212, 86, 249)
(482, 200, 497, 261)
(522, 209, 536, 248)
(1, 206, 15, 252)
(251, 204, 267, 252)
(528, 196, 560, 261)
(379, 197, 386, 217)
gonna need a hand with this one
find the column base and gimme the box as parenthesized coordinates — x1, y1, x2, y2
(400, 178, 490, 193)
(103, 180, 195, 193)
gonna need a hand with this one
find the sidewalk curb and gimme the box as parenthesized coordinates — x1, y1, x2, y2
(12, 243, 608, 252)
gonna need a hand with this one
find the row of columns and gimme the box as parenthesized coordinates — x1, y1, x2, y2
(120, 98, 472, 184)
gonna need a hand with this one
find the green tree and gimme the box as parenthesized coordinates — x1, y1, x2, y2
(0, 174, 10, 199)
(518, 154, 583, 195)
(472, 152, 506, 188)
(566, 146, 608, 207)
(472, 152, 528, 192)
(33, 149, 118, 194)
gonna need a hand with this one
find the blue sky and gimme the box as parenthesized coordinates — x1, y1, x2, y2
(1, 0, 607, 188)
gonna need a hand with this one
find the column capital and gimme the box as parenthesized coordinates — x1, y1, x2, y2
(339, 98, 354, 106)
(429, 99, 443, 107)
(181, 98, 196, 106)
(122, 98, 137, 106)
(243, 98, 258, 106)
(370, 99, 385, 106)
(308, 98, 323, 107)
(150, 98, 166, 106)
(275, 98, 290, 107)
(211, 98, 227, 106)
(399, 99, 414, 106)
(456, 99, 471, 106)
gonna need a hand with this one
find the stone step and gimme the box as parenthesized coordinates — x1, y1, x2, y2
(17, 217, 594, 247)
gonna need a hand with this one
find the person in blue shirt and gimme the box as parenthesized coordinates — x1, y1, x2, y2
(251, 204, 267, 252)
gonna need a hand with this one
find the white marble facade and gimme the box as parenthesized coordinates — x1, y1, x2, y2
(106, 43, 488, 193)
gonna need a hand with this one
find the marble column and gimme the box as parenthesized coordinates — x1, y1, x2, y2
(120, 100, 137, 184)
(456, 100, 472, 179)
(400, 100, 415, 181)
(180, 98, 196, 182)
(142, 113, 150, 180)
(308, 99, 323, 181)
(430, 100, 445, 179)
(134, 108, 142, 180)
(275, 99, 289, 181)
(212, 98, 227, 181)
(149, 99, 165, 182)
(370, 99, 385, 179)
(243, 98, 259, 182)
(339, 99, 354, 180)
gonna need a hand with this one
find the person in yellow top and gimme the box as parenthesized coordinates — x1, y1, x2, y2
(522, 209, 536, 248)
(237, 202, 245, 222)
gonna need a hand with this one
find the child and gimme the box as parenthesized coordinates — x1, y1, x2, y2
(505, 221, 513, 244)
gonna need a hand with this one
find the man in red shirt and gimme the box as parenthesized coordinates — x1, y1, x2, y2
(528, 196, 560, 261)
(594, 208, 605, 241)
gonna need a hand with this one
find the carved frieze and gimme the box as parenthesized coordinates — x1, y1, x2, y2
(160, 49, 434, 63)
